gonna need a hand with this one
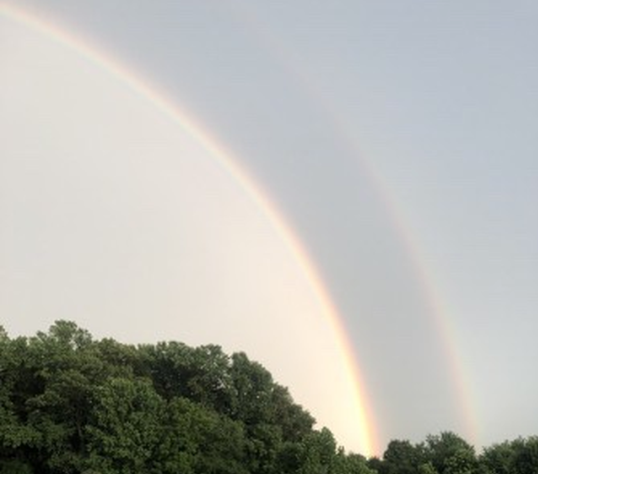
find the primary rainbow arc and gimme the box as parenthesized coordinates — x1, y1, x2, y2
(0, 3, 380, 456)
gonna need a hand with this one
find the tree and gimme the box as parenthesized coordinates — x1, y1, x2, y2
(0, 329, 38, 473)
(330, 448, 376, 474)
(227, 352, 309, 472)
(0, 321, 538, 474)
(382, 439, 426, 474)
(478, 439, 513, 473)
(419, 461, 438, 474)
(423, 431, 478, 474)
(275, 427, 339, 473)
(84, 377, 164, 473)
(138, 341, 232, 413)
(478, 436, 537, 474)
(155, 397, 247, 473)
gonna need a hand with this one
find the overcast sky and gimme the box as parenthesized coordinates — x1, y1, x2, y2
(0, 0, 536, 455)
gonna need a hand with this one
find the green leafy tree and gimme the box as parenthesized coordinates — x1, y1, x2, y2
(275, 427, 339, 473)
(478, 440, 513, 473)
(138, 342, 232, 413)
(228, 352, 305, 472)
(511, 436, 538, 474)
(15, 322, 103, 472)
(298, 427, 338, 473)
(0, 321, 537, 474)
(366, 455, 384, 473)
(423, 431, 478, 474)
(330, 448, 376, 473)
(85, 377, 164, 473)
(419, 461, 438, 473)
(0, 329, 38, 473)
(478, 436, 537, 474)
(381, 439, 426, 474)
(155, 397, 247, 473)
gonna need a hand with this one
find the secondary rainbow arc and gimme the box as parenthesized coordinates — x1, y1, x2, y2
(224, 7, 479, 445)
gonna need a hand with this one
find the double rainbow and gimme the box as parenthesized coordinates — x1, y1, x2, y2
(1, 2, 479, 456)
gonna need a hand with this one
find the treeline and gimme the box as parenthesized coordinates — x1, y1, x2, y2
(370, 433, 537, 474)
(0, 321, 536, 473)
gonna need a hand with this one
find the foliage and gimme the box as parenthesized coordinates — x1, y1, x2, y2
(0, 321, 537, 473)
(478, 435, 538, 474)
(371, 431, 538, 474)
(0, 322, 307, 473)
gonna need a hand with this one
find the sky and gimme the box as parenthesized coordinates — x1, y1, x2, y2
(0, 0, 537, 456)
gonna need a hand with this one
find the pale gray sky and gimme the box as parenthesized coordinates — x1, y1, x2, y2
(0, 0, 536, 455)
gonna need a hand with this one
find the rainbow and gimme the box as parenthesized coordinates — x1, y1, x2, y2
(222, 4, 480, 445)
(0, 3, 380, 456)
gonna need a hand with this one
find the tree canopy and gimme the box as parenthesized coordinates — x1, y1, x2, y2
(0, 321, 536, 473)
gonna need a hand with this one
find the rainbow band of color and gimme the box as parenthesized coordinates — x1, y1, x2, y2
(0, 3, 380, 456)
(224, 7, 479, 445)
